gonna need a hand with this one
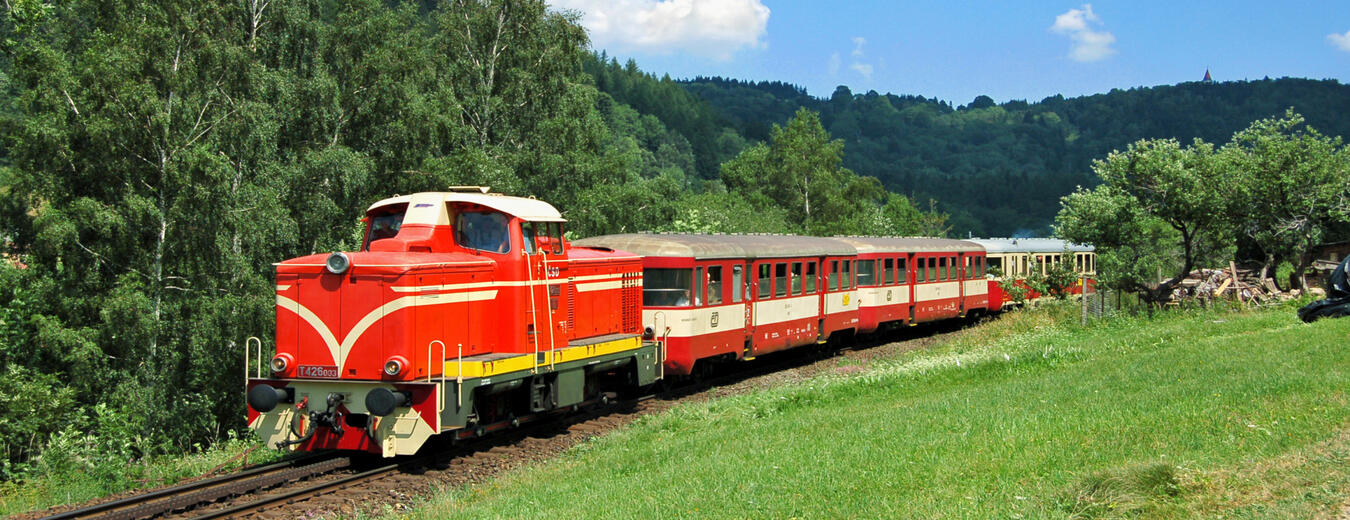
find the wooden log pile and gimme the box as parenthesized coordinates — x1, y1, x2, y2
(1170, 261, 1288, 304)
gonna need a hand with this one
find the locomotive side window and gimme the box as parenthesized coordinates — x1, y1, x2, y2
(456, 211, 511, 254)
(644, 269, 692, 307)
(707, 266, 723, 305)
(521, 222, 537, 254)
(758, 264, 772, 299)
(363, 203, 407, 250)
(806, 262, 817, 293)
(775, 263, 788, 297)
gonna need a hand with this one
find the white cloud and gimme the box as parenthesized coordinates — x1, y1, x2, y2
(844, 36, 874, 80)
(828, 52, 841, 76)
(850, 63, 874, 80)
(552, 0, 770, 61)
(1050, 4, 1116, 62)
(1330, 30, 1350, 53)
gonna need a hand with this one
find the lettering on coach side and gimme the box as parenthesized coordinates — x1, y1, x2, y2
(711, 311, 719, 327)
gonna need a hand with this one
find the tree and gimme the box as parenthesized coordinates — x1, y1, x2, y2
(1223, 110, 1350, 290)
(1055, 138, 1234, 302)
(720, 108, 885, 235)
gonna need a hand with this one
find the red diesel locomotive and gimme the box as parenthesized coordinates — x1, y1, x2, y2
(245, 189, 1095, 457)
(247, 188, 659, 457)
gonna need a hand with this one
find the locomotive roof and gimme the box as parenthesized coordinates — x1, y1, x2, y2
(573, 233, 856, 260)
(367, 191, 566, 224)
(830, 236, 983, 254)
(968, 238, 1094, 253)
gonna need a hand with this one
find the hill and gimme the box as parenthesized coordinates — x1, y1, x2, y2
(586, 58, 1350, 237)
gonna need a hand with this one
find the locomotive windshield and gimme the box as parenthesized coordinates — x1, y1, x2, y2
(363, 204, 406, 250)
(456, 210, 511, 254)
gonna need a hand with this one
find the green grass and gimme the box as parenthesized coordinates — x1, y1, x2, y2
(406, 303, 1350, 519)
(0, 438, 286, 516)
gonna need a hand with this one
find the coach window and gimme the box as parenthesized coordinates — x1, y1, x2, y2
(644, 269, 692, 307)
(758, 264, 772, 299)
(706, 266, 723, 305)
(806, 262, 818, 293)
(883, 258, 894, 286)
(843, 259, 854, 289)
(731, 265, 742, 303)
(926, 257, 936, 281)
(915, 258, 925, 283)
(773, 263, 787, 297)
(897, 258, 908, 284)
(790, 263, 804, 295)
(694, 267, 704, 306)
(828, 260, 839, 291)
(856, 259, 875, 287)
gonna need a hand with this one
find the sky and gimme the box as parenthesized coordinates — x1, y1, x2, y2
(549, 1, 1350, 105)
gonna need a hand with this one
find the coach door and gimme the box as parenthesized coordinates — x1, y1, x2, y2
(741, 262, 754, 358)
(958, 253, 967, 316)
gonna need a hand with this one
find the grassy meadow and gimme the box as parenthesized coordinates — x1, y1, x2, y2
(407, 302, 1350, 519)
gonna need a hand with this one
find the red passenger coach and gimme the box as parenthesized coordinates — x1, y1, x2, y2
(832, 238, 989, 332)
(572, 234, 860, 376)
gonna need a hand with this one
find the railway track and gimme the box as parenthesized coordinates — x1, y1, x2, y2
(40, 453, 349, 520)
(34, 318, 978, 520)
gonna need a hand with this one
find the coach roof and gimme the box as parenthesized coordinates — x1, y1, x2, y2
(968, 238, 1094, 253)
(831, 236, 983, 254)
(573, 233, 856, 260)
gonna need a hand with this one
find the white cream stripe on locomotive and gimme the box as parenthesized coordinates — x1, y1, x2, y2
(389, 273, 640, 294)
(276, 290, 499, 370)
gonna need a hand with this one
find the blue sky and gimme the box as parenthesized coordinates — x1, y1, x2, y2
(551, 1, 1350, 105)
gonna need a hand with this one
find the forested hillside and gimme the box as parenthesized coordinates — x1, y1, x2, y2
(680, 76, 1350, 236)
(587, 60, 1350, 236)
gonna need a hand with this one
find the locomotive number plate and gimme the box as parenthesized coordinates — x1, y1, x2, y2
(298, 365, 339, 378)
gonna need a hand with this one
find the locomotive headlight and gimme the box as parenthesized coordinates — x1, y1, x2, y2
(383, 356, 407, 377)
(270, 353, 293, 374)
(325, 252, 351, 275)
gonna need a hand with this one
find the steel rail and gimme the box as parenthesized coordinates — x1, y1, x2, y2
(41, 452, 344, 520)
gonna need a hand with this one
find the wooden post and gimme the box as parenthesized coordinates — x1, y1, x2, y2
(1081, 275, 1089, 325)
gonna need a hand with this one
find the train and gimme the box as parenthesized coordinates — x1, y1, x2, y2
(245, 188, 1094, 457)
